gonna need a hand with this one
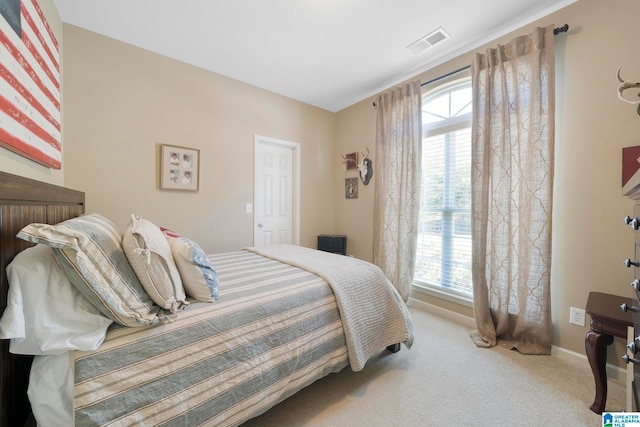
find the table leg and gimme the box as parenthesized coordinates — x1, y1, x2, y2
(585, 329, 614, 414)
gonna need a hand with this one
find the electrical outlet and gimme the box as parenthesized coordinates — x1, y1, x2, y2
(570, 307, 586, 327)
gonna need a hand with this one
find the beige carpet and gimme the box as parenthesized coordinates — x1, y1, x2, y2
(241, 307, 626, 426)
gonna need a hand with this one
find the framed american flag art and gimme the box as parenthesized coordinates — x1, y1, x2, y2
(0, 0, 61, 168)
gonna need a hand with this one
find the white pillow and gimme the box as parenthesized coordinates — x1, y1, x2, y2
(0, 244, 113, 355)
(123, 215, 188, 313)
(167, 235, 219, 303)
(28, 354, 74, 427)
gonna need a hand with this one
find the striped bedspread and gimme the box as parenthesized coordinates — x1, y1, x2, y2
(246, 245, 414, 371)
(72, 248, 412, 426)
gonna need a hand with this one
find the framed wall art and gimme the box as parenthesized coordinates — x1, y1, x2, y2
(622, 145, 640, 187)
(160, 144, 200, 191)
(345, 177, 358, 199)
(342, 152, 358, 170)
(0, 1, 61, 168)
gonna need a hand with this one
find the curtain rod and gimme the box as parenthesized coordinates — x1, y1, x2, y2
(419, 24, 569, 87)
(372, 24, 569, 107)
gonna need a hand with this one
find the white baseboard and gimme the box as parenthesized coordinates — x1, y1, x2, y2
(408, 297, 627, 381)
(407, 297, 475, 328)
(552, 344, 626, 381)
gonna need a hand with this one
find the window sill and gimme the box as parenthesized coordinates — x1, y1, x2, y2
(412, 282, 473, 308)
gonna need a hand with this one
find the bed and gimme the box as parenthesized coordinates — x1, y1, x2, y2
(0, 171, 414, 427)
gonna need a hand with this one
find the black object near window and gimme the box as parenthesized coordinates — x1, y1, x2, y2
(317, 235, 346, 255)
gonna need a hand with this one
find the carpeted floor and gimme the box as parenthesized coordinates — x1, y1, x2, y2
(241, 307, 626, 426)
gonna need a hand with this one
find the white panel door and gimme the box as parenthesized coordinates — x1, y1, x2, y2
(254, 136, 300, 247)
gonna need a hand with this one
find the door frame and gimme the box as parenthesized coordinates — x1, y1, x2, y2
(253, 135, 301, 245)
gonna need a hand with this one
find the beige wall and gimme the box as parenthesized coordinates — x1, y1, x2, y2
(61, 24, 337, 254)
(334, 103, 377, 260)
(0, 0, 63, 185)
(5, 0, 640, 364)
(335, 0, 640, 363)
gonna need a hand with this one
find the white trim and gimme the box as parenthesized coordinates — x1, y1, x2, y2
(408, 297, 475, 328)
(412, 283, 473, 308)
(409, 297, 628, 381)
(551, 343, 627, 381)
(253, 135, 301, 245)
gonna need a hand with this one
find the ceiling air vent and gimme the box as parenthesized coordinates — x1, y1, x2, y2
(407, 27, 450, 55)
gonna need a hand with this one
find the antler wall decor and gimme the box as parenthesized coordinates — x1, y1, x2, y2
(358, 147, 373, 185)
(341, 148, 373, 185)
(616, 66, 640, 116)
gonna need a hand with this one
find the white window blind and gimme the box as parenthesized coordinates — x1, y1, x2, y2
(414, 77, 472, 298)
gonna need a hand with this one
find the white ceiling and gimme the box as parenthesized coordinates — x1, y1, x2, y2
(52, 0, 574, 112)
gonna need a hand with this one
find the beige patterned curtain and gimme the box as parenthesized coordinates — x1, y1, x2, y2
(373, 81, 422, 302)
(469, 26, 555, 354)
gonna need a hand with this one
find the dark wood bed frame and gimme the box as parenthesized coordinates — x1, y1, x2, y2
(0, 171, 85, 427)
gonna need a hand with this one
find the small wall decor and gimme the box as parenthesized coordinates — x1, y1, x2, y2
(623, 145, 640, 187)
(345, 177, 358, 199)
(341, 152, 358, 170)
(160, 144, 200, 191)
(616, 66, 640, 116)
(358, 147, 373, 185)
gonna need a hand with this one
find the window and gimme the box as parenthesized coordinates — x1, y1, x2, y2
(414, 74, 472, 302)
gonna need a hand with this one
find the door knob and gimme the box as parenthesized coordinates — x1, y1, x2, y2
(257, 223, 263, 228)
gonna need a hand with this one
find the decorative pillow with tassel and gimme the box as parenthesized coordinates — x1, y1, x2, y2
(123, 215, 189, 314)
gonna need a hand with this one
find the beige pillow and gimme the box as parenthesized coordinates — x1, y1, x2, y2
(123, 215, 188, 313)
(164, 231, 219, 303)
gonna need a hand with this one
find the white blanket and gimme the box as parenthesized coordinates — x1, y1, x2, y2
(245, 245, 414, 371)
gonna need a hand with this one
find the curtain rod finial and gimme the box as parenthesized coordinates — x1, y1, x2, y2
(553, 24, 569, 35)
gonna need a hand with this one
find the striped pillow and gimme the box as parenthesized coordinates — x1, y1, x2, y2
(17, 213, 164, 327)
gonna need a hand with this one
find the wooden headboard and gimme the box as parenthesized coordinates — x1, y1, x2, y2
(0, 171, 85, 427)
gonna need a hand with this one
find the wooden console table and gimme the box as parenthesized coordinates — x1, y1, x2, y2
(585, 292, 633, 414)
